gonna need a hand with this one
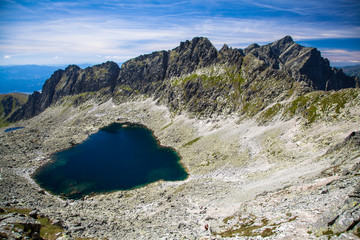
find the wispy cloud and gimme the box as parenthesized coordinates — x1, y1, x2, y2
(321, 49, 360, 66)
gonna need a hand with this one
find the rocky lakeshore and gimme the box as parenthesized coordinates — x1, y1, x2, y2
(1, 36, 360, 239)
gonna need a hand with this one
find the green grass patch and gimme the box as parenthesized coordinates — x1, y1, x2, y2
(2, 207, 64, 239)
(80, 104, 93, 111)
(283, 89, 359, 124)
(121, 85, 134, 92)
(3, 207, 31, 215)
(261, 227, 276, 237)
(217, 214, 298, 238)
(161, 122, 173, 130)
(172, 65, 244, 89)
(0, 120, 10, 128)
(182, 137, 202, 147)
(38, 217, 63, 240)
(243, 101, 266, 117)
(217, 217, 276, 238)
(259, 103, 282, 122)
(223, 215, 235, 224)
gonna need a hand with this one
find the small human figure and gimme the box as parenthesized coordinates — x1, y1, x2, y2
(204, 224, 209, 231)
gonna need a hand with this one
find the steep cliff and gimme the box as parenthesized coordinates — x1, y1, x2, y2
(9, 36, 359, 122)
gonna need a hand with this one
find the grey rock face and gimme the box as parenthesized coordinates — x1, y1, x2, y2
(165, 37, 219, 78)
(117, 51, 168, 94)
(43, 61, 120, 104)
(327, 131, 360, 153)
(248, 35, 358, 90)
(117, 37, 220, 96)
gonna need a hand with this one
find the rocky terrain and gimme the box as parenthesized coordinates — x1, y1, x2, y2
(0, 36, 359, 239)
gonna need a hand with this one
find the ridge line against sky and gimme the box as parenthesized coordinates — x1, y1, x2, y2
(0, 0, 359, 66)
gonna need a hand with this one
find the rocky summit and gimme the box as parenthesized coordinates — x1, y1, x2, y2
(1, 36, 360, 239)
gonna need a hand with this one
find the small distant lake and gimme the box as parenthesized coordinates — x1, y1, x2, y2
(33, 123, 188, 199)
(4, 127, 24, 133)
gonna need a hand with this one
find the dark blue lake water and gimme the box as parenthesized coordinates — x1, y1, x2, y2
(4, 127, 24, 133)
(33, 123, 188, 199)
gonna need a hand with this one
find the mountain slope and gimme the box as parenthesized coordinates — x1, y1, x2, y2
(0, 93, 28, 127)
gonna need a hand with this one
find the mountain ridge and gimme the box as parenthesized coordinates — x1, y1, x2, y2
(9, 36, 359, 122)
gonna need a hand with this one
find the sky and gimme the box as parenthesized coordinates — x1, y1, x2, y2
(0, 0, 359, 67)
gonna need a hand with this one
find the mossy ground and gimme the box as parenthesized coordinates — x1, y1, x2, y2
(182, 136, 202, 147)
(37, 216, 64, 239)
(256, 88, 360, 124)
(216, 213, 298, 238)
(168, 63, 360, 124)
(216, 215, 276, 238)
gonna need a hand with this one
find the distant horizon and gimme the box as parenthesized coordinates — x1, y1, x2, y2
(1, 1, 359, 66)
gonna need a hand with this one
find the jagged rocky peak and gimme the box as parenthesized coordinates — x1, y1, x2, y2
(270, 35, 295, 54)
(177, 37, 214, 52)
(65, 64, 81, 71)
(244, 35, 298, 69)
(243, 43, 260, 55)
(166, 37, 219, 78)
(220, 43, 229, 51)
(40, 61, 119, 110)
(116, 37, 220, 94)
(242, 35, 358, 90)
(219, 43, 244, 65)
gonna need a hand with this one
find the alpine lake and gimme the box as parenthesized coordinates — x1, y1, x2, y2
(33, 123, 188, 199)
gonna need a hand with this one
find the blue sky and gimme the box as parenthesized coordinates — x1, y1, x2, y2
(1, 0, 359, 66)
